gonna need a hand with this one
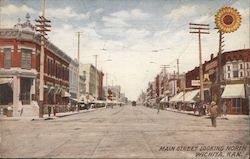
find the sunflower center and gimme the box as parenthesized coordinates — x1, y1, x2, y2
(223, 14, 234, 25)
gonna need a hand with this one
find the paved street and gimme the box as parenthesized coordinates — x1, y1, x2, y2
(0, 105, 249, 158)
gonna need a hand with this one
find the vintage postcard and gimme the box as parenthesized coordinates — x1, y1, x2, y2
(0, 0, 249, 158)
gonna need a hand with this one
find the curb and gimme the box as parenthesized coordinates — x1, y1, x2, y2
(0, 107, 105, 121)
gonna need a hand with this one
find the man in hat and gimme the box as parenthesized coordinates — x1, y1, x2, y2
(210, 101, 218, 127)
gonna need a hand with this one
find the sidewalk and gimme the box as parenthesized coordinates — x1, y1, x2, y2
(0, 107, 104, 121)
(164, 107, 249, 120)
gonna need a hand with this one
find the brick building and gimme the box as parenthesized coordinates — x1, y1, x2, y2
(0, 15, 71, 116)
(185, 49, 250, 114)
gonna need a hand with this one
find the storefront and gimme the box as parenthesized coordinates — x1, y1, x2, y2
(221, 84, 249, 114)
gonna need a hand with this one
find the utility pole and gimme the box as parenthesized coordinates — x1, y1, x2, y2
(106, 72, 108, 102)
(177, 59, 180, 93)
(189, 23, 209, 105)
(35, 0, 51, 118)
(217, 30, 225, 112)
(94, 54, 98, 99)
(177, 59, 179, 80)
(160, 65, 170, 96)
(173, 70, 176, 95)
(0, 0, 2, 28)
(76, 32, 82, 102)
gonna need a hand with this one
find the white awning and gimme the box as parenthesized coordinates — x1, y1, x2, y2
(0, 78, 12, 85)
(221, 84, 245, 99)
(70, 97, 78, 102)
(183, 89, 200, 103)
(160, 96, 168, 103)
(62, 90, 71, 97)
(169, 92, 184, 103)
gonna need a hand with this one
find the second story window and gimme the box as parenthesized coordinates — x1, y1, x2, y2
(47, 58, 53, 76)
(4, 48, 11, 69)
(21, 48, 31, 70)
(240, 64, 243, 69)
(227, 66, 231, 71)
(240, 71, 243, 77)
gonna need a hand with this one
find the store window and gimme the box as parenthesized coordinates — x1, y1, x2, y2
(4, 48, 11, 69)
(232, 98, 241, 113)
(21, 48, 32, 69)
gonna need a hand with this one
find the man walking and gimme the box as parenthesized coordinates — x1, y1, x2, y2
(210, 101, 218, 127)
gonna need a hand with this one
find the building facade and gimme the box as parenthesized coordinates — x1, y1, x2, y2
(0, 15, 71, 116)
(80, 63, 103, 99)
(69, 59, 78, 98)
(185, 49, 250, 114)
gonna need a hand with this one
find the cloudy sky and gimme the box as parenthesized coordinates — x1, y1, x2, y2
(0, 0, 249, 100)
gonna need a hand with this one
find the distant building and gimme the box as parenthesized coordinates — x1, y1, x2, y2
(69, 59, 78, 98)
(79, 63, 103, 99)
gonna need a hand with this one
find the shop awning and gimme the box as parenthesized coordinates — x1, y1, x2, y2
(183, 89, 200, 103)
(70, 97, 78, 102)
(80, 94, 95, 102)
(221, 84, 245, 99)
(61, 89, 71, 97)
(169, 92, 184, 103)
(0, 78, 12, 85)
(160, 96, 169, 103)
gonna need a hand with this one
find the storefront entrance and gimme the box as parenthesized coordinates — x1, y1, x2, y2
(0, 83, 13, 105)
(20, 77, 32, 105)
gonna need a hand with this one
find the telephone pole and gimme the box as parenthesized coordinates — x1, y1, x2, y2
(35, 0, 51, 118)
(177, 59, 180, 92)
(217, 29, 225, 112)
(189, 23, 209, 105)
(160, 65, 170, 96)
(94, 54, 98, 99)
(76, 32, 83, 102)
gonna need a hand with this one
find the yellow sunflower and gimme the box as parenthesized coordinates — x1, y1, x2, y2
(215, 7, 241, 33)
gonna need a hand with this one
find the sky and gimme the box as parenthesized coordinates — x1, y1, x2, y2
(0, 0, 249, 100)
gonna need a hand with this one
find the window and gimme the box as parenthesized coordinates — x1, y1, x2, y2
(240, 72, 243, 77)
(47, 58, 53, 76)
(21, 48, 32, 69)
(233, 71, 238, 78)
(247, 63, 249, 69)
(227, 66, 231, 71)
(248, 71, 250, 77)
(232, 98, 241, 113)
(4, 48, 11, 69)
(227, 73, 230, 78)
(56, 63, 61, 79)
(232, 62, 238, 70)
(240, 64, 243, 69)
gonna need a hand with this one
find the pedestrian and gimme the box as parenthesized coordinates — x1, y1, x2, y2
(222, 100, 227, 117)
(157, 104, 160, 114)
(53, 105, 56, 116)
(210, 101, 218, 127)
(19, 106, 23, 116)
(48, 105, 51, 117)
